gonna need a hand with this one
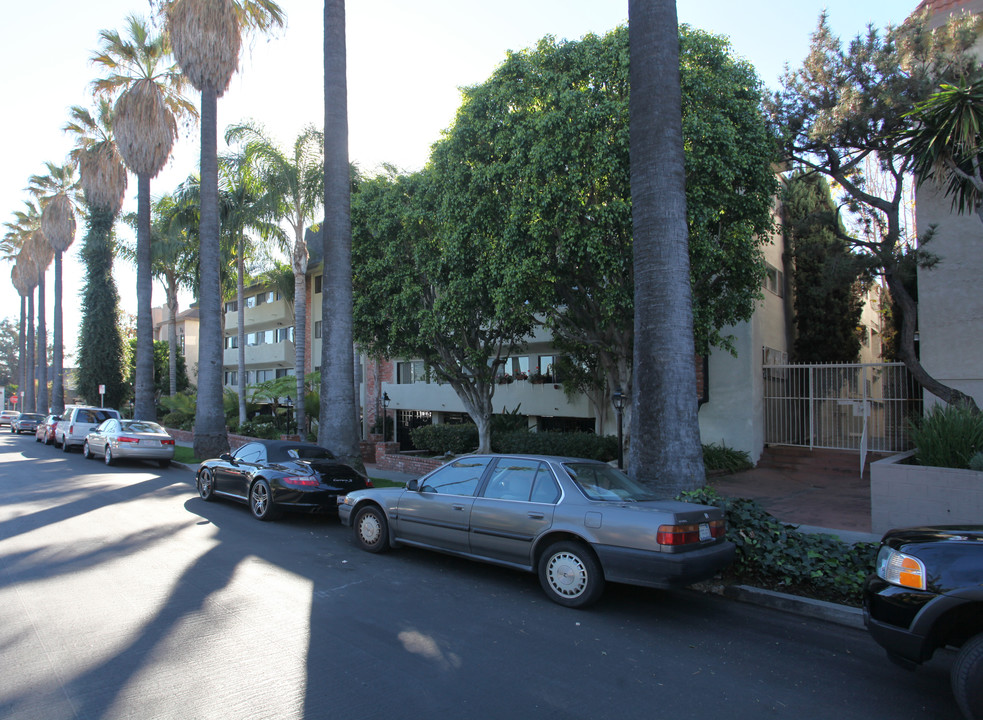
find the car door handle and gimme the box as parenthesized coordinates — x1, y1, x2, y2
(528, 512, 545, 519)
(452, 504, 466, 511)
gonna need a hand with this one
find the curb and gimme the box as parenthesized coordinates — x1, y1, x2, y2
(692, 582, 864, 630)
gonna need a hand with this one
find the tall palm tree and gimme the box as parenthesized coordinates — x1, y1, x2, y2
(225, 121, 323, 433)
(92, 15, 197, 420)
(9, 264, 28, 405)
(65, 101, 129, 409)
(321, 0, 361, 466)
(627, 0, 706, 493)
(28, 161, 80, 414)
(27, 230, 54, 412)
(16, 247, 39, 412)
(159, 0, 284, 459)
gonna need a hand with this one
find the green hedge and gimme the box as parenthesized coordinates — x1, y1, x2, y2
(492, 431, 618, 461)
(410, 424, 480, 455)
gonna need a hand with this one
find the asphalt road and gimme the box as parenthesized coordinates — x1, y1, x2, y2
(0, 433, 962, 720)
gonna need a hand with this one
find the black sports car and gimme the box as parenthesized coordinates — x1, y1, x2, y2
(195, 439, 371, 521)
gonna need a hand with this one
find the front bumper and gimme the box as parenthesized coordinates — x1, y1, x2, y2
(863, 577, 938, 665)
(594, 540, 736, 589)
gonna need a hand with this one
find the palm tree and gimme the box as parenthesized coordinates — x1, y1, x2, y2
(159, 0, 284, 459)
(16, 247, 39, 411)
(225, 121, 323, 433)
(28, 161, 80, 414)
(320, 0, 361, 466)
(9, 264, 28, 404)
(626, 0, 706, 493)
(65, 101, 129, 409)
(27, 230, 54, 412)
(92, 15, 197, 421)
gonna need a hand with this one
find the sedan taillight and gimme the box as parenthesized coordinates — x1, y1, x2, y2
(657, 520, 725, 546)
(118, 436, 140, 444)
(161, 438, 175, 446)
(282, 476, 319, 487)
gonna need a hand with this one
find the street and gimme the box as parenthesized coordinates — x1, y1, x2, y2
(0, 434, 961, 720)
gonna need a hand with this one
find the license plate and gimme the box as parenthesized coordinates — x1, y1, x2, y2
(699, 523, 711, 541)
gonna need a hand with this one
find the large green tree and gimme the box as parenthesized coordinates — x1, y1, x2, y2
(783, 172, 868, 363)
(160, 0, 284, 459)
(767, 10, 983, 410)
(352, 170, 537, 454)
(321, 0, 361, 467)
(421, 23, 776, 448)
(92, 15, 196, 421)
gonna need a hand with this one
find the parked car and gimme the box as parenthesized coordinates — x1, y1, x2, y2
(56, 406, 121, 452)
(35, 414, 61, 444)
(195, 440, 371, 521)
(83, 419, 175, 468)
(863, 526, 983, 720)
(10, 412, 44, 435)
(0, 410, 20, 428)
(339, 454, 735, 608)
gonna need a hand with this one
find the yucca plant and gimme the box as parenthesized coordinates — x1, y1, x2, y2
(909, 402, 983, 470)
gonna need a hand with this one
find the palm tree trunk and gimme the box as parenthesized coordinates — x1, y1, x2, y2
(627, 0, 706, 494)
(237, 235, 247, 426)
(292, 258, 306, 436)
(18, 296, 25, 410)
(320, 0, 362, 468)
(135, 173, 156, 420)
(194, 86, 230, 459)
(37, 270, 48, 413)
(26, 291, 36, 413)
(52, 251, 65, 414)
(166, 279, 179, 396)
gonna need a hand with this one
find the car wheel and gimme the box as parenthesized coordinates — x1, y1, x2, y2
(197, 469, 215, 501)
(62, 438, 72, 453)
(353, 505, 391, 553)
(952, 632, 983, 720)
(537, 541, 605, 608)
(104, 446, 115, 466)
(82, 441, 93, 460)
(250, 479, 278, 521)
(158, 459, 171, 469)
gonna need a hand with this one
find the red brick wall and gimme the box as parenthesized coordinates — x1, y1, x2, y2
(364, 357, 394, 431)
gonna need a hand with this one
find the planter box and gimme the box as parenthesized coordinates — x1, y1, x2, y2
(871, 450, 983, 535)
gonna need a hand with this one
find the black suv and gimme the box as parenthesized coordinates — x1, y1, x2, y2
(864, 526, 983, 720)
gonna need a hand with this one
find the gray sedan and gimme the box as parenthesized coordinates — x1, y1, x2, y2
(83, 419, 176, 468)
(339, 454, 735, 608)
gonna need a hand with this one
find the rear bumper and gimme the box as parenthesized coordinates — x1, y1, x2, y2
(595, 541, 736, 589)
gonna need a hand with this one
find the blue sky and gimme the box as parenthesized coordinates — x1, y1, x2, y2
(1, 0, 919, 364)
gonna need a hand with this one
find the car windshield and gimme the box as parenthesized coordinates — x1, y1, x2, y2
(279, 445, 335, 461)
(121, 420, 165, 434)
(21, 414, 44, 421)
(563, 462, 661, 502)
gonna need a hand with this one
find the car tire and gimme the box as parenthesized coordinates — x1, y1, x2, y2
(353, 505, 391, 553)
(952, 632, 983, 720)
(197, 469, 215, 501)
(250, 479, 278, 521)
(159, 459, 171, 469)
(104, 446, 114, 466)
(62, 438, 72, 453)
(537, 541, 605, 608)
(82, 441, 93, 460)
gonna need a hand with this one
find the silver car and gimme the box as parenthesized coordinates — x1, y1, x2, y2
(83, 419, 176, 468)
(339, 454, 735, 608)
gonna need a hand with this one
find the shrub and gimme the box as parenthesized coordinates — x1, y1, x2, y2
(680, 487, 877, 606)
(410, 424, 480, 455)
(492, 431, 618, 461)
(703, 442, 753, 473)
(909, 402, 983, 469)
(971, 452, 983, 472)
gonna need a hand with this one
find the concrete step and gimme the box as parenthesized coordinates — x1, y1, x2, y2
(758, 446, 886, 476)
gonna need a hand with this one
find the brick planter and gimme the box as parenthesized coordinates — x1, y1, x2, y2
(377, 453, 446, 477)
(871, 450, 983, 534)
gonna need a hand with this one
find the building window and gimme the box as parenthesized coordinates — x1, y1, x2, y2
(225, 371, 237, 386)
(397, 360, 427, 385)
(225, 300, 238, 313)
(538, 355, 557, 383)
(314, 321, 322, 339)
(315, 275, 323, 294)
(276, 326, 294, 343)
(275, 368, 295, 378)
(764, 263, 784, 297)
(246, 295, 257, 308)
(225, 335, 238, 350)
(179, 333, 185, 352)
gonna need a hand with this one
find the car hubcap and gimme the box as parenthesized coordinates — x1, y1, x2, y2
(199, 472, 211, 496)
(359, 514, 381, 546)
(252, 485, 268, 515)
(105, 449, 112, 464)
(546, 551, 588, 598)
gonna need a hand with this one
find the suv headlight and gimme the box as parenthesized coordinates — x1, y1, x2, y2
(876, 546, 926, 590)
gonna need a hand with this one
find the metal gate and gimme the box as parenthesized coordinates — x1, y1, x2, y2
(763, 362, 922, 455)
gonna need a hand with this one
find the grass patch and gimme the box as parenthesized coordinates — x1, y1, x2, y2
(173, 446, 201, 465)
(369, 477, 406, 488)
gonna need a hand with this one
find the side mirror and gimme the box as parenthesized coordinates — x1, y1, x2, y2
(407, 479, 420, 492)
(220, 453, 235, 464)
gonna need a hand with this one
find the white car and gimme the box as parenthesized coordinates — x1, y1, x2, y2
(57, 406, 121, 452)
(0, 410, 20, 428)
(83, 419, 175, 468)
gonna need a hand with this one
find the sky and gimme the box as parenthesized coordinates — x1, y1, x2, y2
(1, 0, 921, 365)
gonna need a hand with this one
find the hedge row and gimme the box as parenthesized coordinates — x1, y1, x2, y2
(408, 424, 619, 461)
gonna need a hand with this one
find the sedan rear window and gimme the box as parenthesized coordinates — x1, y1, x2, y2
(563, 463, 660, 502)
